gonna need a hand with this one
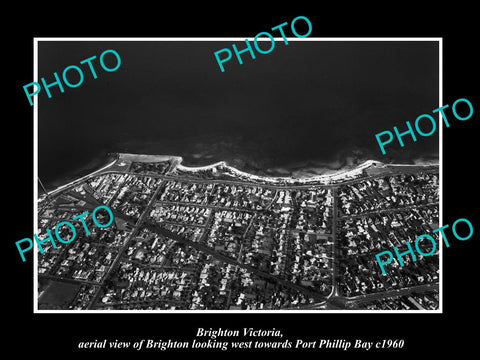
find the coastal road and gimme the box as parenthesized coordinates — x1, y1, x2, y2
(38, 157, 438, 209)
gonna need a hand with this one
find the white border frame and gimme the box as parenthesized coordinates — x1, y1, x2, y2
(33, 37, 443, 314)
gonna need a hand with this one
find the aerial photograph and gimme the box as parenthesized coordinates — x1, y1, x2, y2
(35, 40, 440, 311)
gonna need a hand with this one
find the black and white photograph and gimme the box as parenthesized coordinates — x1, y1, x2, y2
(34, 39, 441, 312)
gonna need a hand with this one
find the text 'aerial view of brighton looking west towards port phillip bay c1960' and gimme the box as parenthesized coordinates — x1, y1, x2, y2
(36, 152, 439, 312)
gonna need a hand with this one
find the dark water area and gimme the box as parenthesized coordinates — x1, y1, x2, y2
(38, 41, 439, 191)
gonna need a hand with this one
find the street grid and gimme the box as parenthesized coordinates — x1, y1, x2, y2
(36, 158, 439, 311)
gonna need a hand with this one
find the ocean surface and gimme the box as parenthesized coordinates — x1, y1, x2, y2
(37, 41, 440, 191)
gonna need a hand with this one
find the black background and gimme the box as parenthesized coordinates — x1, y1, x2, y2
(4, 4, 478, 358)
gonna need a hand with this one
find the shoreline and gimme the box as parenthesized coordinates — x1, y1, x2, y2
(178, 154, 439, 178)
(39, 152, 439, 200)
